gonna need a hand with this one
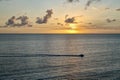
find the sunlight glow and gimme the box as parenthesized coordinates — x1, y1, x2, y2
(69, 24, 77, 30)
(66, 30, 79, 34)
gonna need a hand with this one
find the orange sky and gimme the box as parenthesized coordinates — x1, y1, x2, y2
(0, 0, 120, 34)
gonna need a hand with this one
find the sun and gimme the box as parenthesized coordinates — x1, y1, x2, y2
(67, 30, 78, 34)
(66, 23, 79, 34)
(69, 24, 77, 30)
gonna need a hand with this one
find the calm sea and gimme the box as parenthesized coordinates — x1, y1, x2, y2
(0, 34, 120, 80)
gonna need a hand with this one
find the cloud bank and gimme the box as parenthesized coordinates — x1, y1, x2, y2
(1, 9, 53, 27)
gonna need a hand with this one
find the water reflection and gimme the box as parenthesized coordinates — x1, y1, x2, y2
(41, 35, 81, 55)
(0, 35, 120, 80)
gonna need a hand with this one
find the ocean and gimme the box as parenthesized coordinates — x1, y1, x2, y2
(0, 34, 120, 80)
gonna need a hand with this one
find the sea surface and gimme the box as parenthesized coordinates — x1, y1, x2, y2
(0, 34, 120, 80)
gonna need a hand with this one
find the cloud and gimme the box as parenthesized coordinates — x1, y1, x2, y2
(15, 16, 32, 27)
(1, 15, 32, 27)
(66, 0, 101, 10)
(106, 18, 116, 23)
(57, 23, 64, 26)
(16, 16, 29, 26)
(36, 17, 43, 24)
(1, 9, 53, 27)
(64, 15, 83, 24)
(85, 0, 101, 10)
(67, 0, 79, 3)
(116, 8, 120, 11)
(65, 17, 75, 23)
(6, 16, 16, 26)
(36, 9, 53, 24)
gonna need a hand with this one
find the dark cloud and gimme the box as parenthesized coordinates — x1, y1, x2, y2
(6, 16, 16, 26)
(36, 9, 53, 24)
(1, 15, 32, 27)
(116, 8, 120, 11)
(36, 17, 43, 24)
(66, 0, 101, 10)
(67, 0, 79, 3)
(65, 17, 75, 23)
(85, 0, 101, 10)
(64, 15, 83, 24)
(16, 16, 29, 26)
(106, 18, 116, 23)
(43, 9, 53, 23)
(1, 9, 53, 27)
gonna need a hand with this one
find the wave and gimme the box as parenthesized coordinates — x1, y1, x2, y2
(1, 69, 120, 80)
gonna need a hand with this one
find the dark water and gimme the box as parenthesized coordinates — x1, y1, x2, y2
(0, 34, 120, 80)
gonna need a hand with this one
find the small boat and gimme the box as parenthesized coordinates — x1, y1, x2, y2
(79, 54, 84, 57)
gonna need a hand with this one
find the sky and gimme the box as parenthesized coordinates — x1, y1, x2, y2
(0, 0, 120, 34)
